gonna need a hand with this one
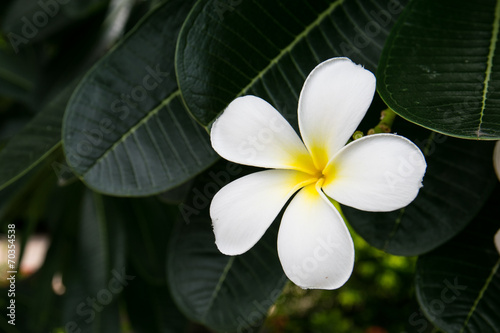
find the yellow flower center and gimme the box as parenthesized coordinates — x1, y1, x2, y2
(292, 143, 335, 190)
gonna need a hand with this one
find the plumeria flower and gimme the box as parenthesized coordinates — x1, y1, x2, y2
(493, 142, 500, 256)
(209, 57, 427, 289)
(494, 141, 500, 180)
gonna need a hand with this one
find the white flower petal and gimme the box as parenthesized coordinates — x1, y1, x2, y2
(278, 183, 354, 290)
(211, 96, 316, 173)
(211, 169, 315, 255)
(493, 141, 500, 181)
(298, 58, 376, 169)
(495, 229, 500, 255)
(323, 134, 426, 212)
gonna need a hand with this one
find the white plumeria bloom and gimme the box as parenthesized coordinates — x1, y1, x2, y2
(494, 141, 500, 180)
(209, 57, 426, 290)
(494, 143, 500, 256)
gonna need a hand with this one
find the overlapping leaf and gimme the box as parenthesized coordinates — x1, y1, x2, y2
(416, 186, 500, 333)
(124, 267, 188, 333)
(377, 0, 500, 139)
(60, 189, 127, 333)
(2, 0, 109, 47)
(103, 195, 187, 332)
(0, 45, 38, 105)
(62, 0, 218, 196)
(176, 0, 408, 126)
(168, 161, 286, 333)
(0, 84, 75, 191)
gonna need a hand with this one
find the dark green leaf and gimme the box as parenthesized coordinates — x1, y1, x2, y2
(0, 83, 75, 191)
(0, 45, 38, 105)
(176, 0, 408, 126)
(118, 197, 177, 284)
(60, 189, 127, 333)
(415, 186, 500, 333)
(117, 197, 188, 333)
(377, 0, 500, 139)
(168, 161, 286, 333)
(124, 266, 189, 333)
(343, 118, 497, 256)
(2, 0, 109, 49)
(0, 159, 58, 227)
(63, 0, 218, 196)
(158, 179, 195, 204)
(99, 194, 188, 332)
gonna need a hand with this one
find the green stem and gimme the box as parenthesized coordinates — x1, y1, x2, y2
(368, 108, 397, 134)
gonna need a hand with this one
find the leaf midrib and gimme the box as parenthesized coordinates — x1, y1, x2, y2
(237, 0, 345, 97)
(478, 0, 500, 138)
(459, 257, 500, 332)
(79, 90, 181, 177)
(201, 256, 235, 321)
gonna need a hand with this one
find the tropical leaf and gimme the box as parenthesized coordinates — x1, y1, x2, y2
(176, 0, 408, 126)
(415, 185, 500, 333)
(0, 45, 38, 104)
(62, 0, 218, 196)
(105, 195, 188, 332)
(377, 0, 500, 139)
(2, 0, 109, 49)
(124, 266, 189, 333)
(60, 189, 127, 333)
(168, 161, 287, 333)
(118, 197, 177, 284)
(0, 83, 74, 192)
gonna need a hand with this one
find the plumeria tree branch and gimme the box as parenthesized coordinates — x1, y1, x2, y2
(367, 108, 397, 135)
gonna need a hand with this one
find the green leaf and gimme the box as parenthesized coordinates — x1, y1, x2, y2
(60, 189, 127, 333)
(415, 186, 500, 333)
(2, 0, 109, 49)
(124, 266, 189, 333)
(377, 0, 500, 139)
(158, 179, 194, 204)
(0, 45, 38, 105)
(176, 0, 408, 126)
(168, 161, 287, 333)
(119, 197, 177, 284)
(0, 158, 58, 227)
(0, 83, 75, 191)
(63, 0, 218, 197)
(343, 117, 497, 256)
(118, 198, 188, 333)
